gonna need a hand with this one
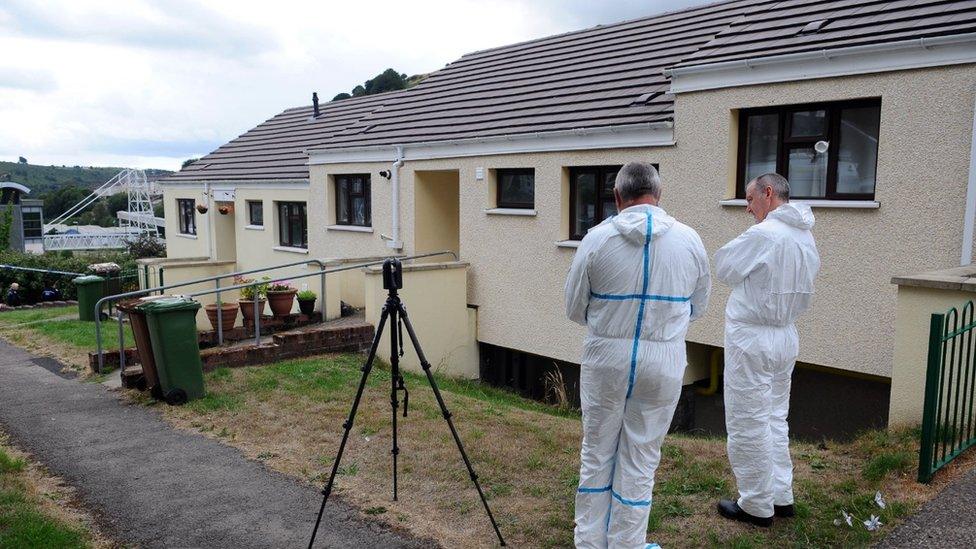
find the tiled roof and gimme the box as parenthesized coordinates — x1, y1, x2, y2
(166, 0, 976, 181)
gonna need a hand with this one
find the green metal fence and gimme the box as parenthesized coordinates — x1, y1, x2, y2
(919, 300, 976, 482)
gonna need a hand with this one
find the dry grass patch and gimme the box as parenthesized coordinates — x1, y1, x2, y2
(126, 353, 974, 548)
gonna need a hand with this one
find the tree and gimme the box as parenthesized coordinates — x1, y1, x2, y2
(332, 92, 352, 101)
(351, 85, 366, 97)
(182, 158, 199, 169)
(364, 68, 408, 94)
(18, 157, 27, 164)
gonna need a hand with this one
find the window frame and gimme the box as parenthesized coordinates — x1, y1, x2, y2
(495, 168, 535, 209)
(247, 200, 263, 226)
(21, 209, 42, 239)
(568, 165, 623, 241)
(334, 174, 371, 227)
(736, 98, 881, 201)
(177, 198, 196, 235)
(277, 201, 307, 249)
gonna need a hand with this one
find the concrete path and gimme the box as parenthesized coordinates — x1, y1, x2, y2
(876, 467, 976, 547)
(0, 340, 430, 548)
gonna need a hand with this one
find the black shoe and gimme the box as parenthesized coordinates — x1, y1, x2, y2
(774, 504, 795, 518)
(716, 499, 773, 527)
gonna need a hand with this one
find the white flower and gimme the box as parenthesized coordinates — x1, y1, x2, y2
(864, 515, 883, 531)
(875, 491, 886, 509)
(834, 510, 854, 527)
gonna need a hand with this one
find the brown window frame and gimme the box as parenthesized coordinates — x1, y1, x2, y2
(334, 174, 371, 227)
(736, 98, 881, 201)
(496, 168, 535, 209)
(568, 165, 622, 241)
(177, 198, 196, 235)
(247, 200, 263, 226)
(277, 201, 307, 249)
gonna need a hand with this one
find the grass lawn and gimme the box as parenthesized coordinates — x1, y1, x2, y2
(0, 306, 134, 373)
(134, 352, 974, 548)
(0, 433, 100, 548)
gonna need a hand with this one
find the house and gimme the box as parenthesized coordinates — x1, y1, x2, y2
(0, 181, 43, 253)
(157, 0, 976, 437)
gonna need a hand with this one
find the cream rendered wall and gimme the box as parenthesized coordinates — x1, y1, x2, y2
(414, 170, 460, 260)
(306, 65, 976, 380)
(364, 262, 478, 378)
(888, 285, 976, 427)
(162, 187, 208, 259)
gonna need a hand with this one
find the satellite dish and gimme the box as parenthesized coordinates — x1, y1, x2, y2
(814, 140, 830, 154)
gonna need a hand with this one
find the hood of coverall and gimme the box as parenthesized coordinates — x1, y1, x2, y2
(765, 202, 815, 230)
(611, 204, 675, 244)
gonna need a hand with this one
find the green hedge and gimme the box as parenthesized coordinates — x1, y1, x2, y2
(0, 250, 138, 302)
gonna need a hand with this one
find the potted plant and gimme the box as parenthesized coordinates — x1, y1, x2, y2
(204, 297, 238, 332)
(296, 289, 317, 315)
(237, 276, 268, 322)
(266, 280, 297, 317)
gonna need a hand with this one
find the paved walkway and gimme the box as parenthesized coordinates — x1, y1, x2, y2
(0, 340, 429, 548)
(876, 467, 976, 547)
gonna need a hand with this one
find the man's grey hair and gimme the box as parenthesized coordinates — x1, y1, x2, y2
(749, 173, 790, 201)
(614, 161, 662, 201)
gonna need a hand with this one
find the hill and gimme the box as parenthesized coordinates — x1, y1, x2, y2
(0, 161, 172, 195)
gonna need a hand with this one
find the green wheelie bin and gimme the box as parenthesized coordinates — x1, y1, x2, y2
(138, 297, 205, 405)
(73, 275, 105, 321)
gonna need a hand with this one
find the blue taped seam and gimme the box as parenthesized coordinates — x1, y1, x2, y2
(611, 489, 652, 507)
(590, 291, 690, 302)
(627, 210, 653, 399)
(577, 484, 612, 493)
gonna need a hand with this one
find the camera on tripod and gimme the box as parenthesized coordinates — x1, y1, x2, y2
(382, 258, 402, 290)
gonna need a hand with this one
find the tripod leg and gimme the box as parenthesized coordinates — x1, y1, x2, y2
(308, 306, 390, 549)
(397, 302, 507, 546)
(389, 305, 400, 502)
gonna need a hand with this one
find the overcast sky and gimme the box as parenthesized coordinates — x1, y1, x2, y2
(0, 0, 711, 171)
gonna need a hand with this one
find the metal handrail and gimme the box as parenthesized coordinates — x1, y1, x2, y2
(94, 251, 458, 372)
(0, 264, 84, 277)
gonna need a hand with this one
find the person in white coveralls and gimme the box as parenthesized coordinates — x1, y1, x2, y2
(565, 161, 711, 548)
(714, 173, 820, 527)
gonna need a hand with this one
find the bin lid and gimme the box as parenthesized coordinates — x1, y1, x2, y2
(136, 296, 201, 313)
(73, 275, 105, 285)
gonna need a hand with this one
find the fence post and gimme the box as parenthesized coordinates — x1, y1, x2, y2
(919, 312, 946, 483)
(216, 277, 223, 346)
(320, 263, 327, 320)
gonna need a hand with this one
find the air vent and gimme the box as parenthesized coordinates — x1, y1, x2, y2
(799, 19, 829, 34)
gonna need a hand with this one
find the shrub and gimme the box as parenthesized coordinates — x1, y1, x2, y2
(125, 233, 166, 259)
(236, 276, 269, 300)
(0, 250, 137, 302)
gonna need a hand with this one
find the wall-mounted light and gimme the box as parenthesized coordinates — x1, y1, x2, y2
(379, 170, 392, 180)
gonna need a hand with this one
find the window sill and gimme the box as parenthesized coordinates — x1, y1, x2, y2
(244, 224, 264, 231)
(326, 225, 373, 233)
(274, 246, 309, 254)
(485, 208, 537, 217)
(556, 240, 581, 249)
(719, 199, 880, 209)
(175, 233, 198, 239)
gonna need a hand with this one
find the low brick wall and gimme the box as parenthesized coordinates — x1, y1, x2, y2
(0, 300, 77, 312)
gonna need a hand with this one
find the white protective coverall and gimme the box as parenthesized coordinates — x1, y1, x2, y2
(714, 202, 820, 519)
(566, 204, 711, 548)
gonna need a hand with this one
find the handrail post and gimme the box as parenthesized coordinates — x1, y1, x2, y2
(920, 312, 946, 483)
(117, 310, 126, 374)
(216, 277, 224, 346)
(320, 262, 327, 321)
(253, 284, 260, 345)
(95, 303, 103, 374)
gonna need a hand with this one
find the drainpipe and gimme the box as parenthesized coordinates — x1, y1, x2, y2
(388, 145, 405, 250)
(961, 94, 976, 265)
(204, 182, 216, 260)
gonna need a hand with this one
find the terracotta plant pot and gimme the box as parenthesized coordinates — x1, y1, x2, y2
(298, 298, 315, 316)
(205, 302, 238, 332)
(239, 299, 266, 322)
(267, 290, 297, 317)
(196, 204, 209, 214)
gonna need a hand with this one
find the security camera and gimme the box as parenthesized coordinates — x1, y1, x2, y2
(379, 170, 392, 180)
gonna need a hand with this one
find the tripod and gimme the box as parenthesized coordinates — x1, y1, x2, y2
(308, 259, 506, 548)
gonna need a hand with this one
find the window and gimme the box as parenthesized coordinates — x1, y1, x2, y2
(569, 166, 622, 241)
(177, 199, 196, 235)
(496, 168, 534, 209)
(335, 174, 371, 226)
(248, 200, 263, 226)
(22, 210, 42, 238)
(278, 201, 307, 248)
(737, 99, 881, 200)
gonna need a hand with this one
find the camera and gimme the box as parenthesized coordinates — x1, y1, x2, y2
(382, 258, 402, 290)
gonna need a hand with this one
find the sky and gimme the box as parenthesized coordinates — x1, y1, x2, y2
(0, 0, 711, 172)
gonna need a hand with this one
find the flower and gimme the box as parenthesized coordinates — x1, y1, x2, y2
(834, 510, 853, 527)
(863, 514, 883, 531)
(874, 491, 886, 509)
